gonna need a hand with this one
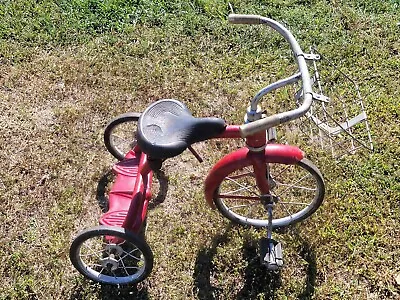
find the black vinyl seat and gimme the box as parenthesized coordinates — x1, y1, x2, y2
(137, 99, 226, 159)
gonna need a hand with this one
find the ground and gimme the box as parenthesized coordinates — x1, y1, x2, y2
(0, 0, 399, 299)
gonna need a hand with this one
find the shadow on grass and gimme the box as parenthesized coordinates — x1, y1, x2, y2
(236, 238, 282, 300)
(96, 169, 169, 213)
(69, 282, 149, 300)
(193, 224, 232, 299)
(294, 229, 317, 300)
(193, 225, 317, 300)
(147, 170, 169, 210)
(99, 283, 149, 300)
(96, 169, 113, 213)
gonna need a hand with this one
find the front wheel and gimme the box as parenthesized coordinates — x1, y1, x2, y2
(70, 225, 153, 285)
(104, 112, 141, 161)
(213, 158, 325, 229)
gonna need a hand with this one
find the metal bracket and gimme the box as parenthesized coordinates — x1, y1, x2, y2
(311, 74, 320, 85)
(294, 74, 323, 102)
(298, 52, 321, 61)
(304, 53, 321, 61)
(312, 92, 330, 103)
(295, 88, 303, 102)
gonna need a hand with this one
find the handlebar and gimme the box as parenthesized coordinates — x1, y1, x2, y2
(228, 14, 263, 25)
(228, 14, 314, 137)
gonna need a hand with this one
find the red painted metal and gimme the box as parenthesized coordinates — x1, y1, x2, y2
(100, 149, 152, 233)
(245, 131, 267, 149)
(100, 151, 141, 228)
(250, 151, 269, 194)
(122, 152, 151, 232)
(217, 124, 267, 148)
(217, 125, 242, 139)
(263, 143, 305, 163)
(204, 144, 304, 208)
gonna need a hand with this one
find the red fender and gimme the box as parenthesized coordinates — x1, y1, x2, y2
(204, 144, 305, 208)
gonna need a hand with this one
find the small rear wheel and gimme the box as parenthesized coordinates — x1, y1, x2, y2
(104, 112, 141, 161)
(213, 158, 325, 229)
(70, 225, 153, 285)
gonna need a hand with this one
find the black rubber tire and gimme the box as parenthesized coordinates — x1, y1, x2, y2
(104, 112, 141, 161)
(213, 158, 325, 229)
(70, 225, 153, 285)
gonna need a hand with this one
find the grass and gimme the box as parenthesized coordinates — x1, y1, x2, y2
(0, 0, 399, 299)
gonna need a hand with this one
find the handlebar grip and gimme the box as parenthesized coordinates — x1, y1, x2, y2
(228, 14, 262, 25)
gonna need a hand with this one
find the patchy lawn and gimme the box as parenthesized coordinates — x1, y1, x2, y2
(0, 0, 399, 299)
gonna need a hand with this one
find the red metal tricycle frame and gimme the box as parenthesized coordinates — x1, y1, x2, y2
(100, 125, 304, 234)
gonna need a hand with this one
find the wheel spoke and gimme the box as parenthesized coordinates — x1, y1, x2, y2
(275, 182, 316, 191)
(225, 176, 259, 197)
(279, 201, 311, 206)
(111, 134, 127, 141)
(279, 201, 294, 219)
(218, 194, 259, 200)
(214, 160, 324, 228)
(228, 201, 261, 211)
(228, 170, 254, 179)
(81, 242, 103, 260)
(121, 248, 144, 262)
(80, 252, 103, 258)
(98, 267, 106, 276)
(119, 259, 130, 276)
(89, 263, 104, 268)
(276, 173, 313, 197)
(223, 186, 252, 195)
(114, 141, 132, 150)
(268, 164, 291, 182)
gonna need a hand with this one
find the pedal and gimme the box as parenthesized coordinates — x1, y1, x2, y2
(260, 238, 283, 271)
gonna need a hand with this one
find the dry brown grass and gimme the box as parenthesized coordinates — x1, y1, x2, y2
(1, 1, 400, 299)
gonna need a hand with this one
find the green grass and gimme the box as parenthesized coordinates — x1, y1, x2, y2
(1, 0, 399, 299)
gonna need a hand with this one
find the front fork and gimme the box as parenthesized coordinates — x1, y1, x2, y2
(261, 127, 284, 270)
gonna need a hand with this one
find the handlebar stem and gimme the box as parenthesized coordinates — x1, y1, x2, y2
(245, 105, 263, 123)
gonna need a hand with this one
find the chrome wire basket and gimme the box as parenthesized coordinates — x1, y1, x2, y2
(294, 48, 374, 160)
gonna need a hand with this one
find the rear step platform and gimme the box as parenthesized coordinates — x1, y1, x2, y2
(100, 210, 129, 227)
(100, 151, 141, 226)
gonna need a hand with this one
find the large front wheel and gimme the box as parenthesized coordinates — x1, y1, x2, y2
(213, 158, 325, 229)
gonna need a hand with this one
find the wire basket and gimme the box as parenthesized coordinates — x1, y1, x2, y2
(293, 48, 374, 160)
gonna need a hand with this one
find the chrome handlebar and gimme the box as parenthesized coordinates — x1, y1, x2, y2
(228, 14, 313, 137)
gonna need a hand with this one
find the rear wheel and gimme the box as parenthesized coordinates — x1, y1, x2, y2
(213, 158, 325, 229)
(70, 225, 153, 285)
(104, 112, 141, 161)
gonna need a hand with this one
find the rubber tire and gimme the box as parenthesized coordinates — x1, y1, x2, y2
(70, 225, 153, 285)
(213, 158, 325, 229)
(104, 112, 141, 161)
